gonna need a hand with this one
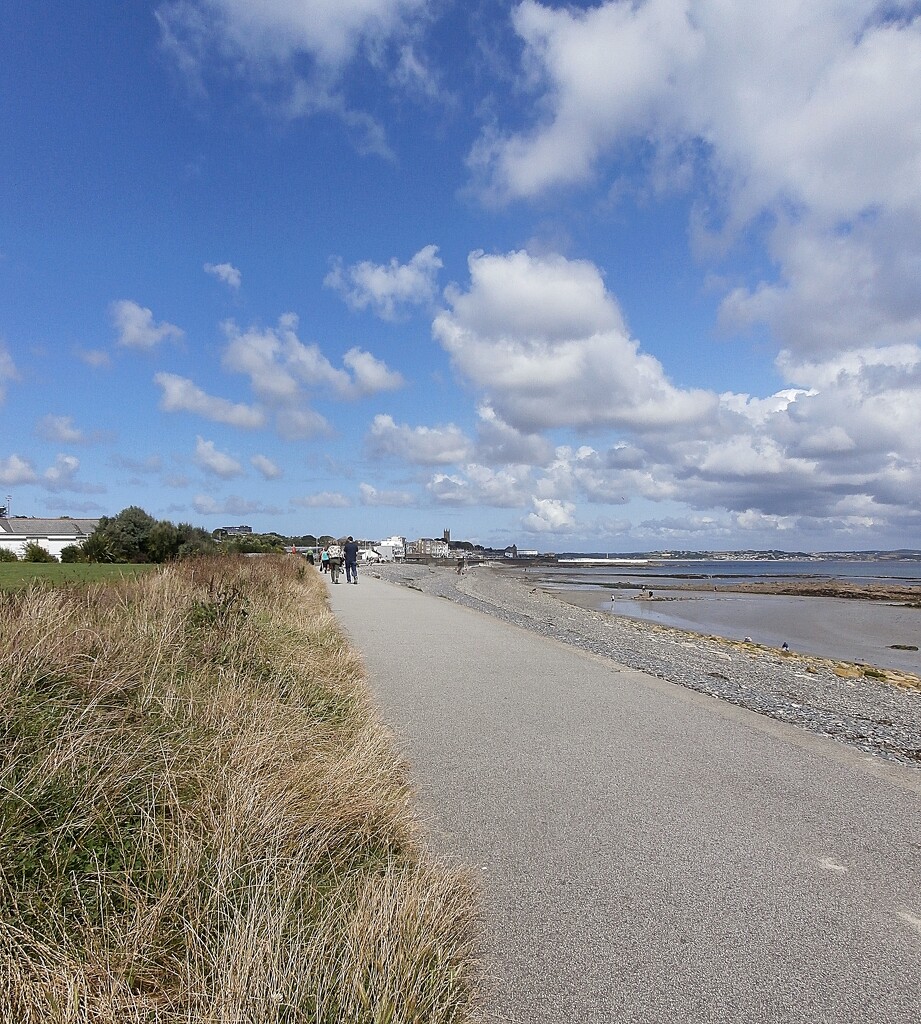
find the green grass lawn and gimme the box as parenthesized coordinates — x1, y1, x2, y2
(0, 563, 159, 590)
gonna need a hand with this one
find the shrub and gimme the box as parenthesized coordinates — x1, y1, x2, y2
(22, 541, 57, 563)
(0, 547, 18, 562)
(58, 544, 87, 563)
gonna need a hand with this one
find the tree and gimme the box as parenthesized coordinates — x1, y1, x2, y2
(146, 520, 182, 563)
(106, 506, 158, 562)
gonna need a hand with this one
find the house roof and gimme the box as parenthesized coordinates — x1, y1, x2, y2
(0, 517, 100, 537)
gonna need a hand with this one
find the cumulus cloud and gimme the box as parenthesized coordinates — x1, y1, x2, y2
(221, 313, 402, 437)
(43, 455, 105, 494)
(521, 497, 577, 533)
(427, 464, 531, 507)
(342, 348, 405, 393)
(111, 300, 184, 350)
(0, 454, 102, 494)
(325, 245, 443, 320)
(474, 1, 921, 216)
(291, 491, 352, 508)
(367, 414, 473, 465)
(35, 415, 88, 445)
(204, 261, 242, 289)
(0, 454, 37, 486)
(433, 250, 716, 432)
(358, 482, 415, 506)
(193, 437, 244, 479)
(275, 408, 332, 441)
(471, 2, 921, 366)
(474, 404, 554, 467)
(250, 454, 282, 479)
(155, 372, 265, 429)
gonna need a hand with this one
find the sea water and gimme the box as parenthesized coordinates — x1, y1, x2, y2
(525, 559, 921, 673)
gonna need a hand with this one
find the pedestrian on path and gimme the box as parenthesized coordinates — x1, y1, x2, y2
(344, 536, 359, 584)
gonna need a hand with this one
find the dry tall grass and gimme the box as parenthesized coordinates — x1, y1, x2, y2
(0, 556, 477, 1023)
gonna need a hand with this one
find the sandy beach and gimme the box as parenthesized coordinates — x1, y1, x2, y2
(369, 561, 921, 767)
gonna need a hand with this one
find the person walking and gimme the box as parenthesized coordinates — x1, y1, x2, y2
(344, 536, 359, 585)
(320, 548, 330, 573)
(327, 545, 342, 583)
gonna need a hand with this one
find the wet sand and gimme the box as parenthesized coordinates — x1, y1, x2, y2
(555, 587, 921, 675)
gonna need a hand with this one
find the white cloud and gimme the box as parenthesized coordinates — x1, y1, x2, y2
(475, 1, 921, 218)
(222, 314, 395, 400)
(275, 408, 332, 441)
(155, 372, 265, 429)
(251, 454, 282, 479)
(427, 464, 531, 507)
(220, 314, 401, 437)
(35, 415, 87, 444)
(159, 0, 427, 71)
(76, 348, 112, 368)
(292, 491, 352, 508)
(204, 261, 242, 289)
(368, 413, 473, 465)
(157, 0, 427, 152)
(0, 454, 37, 486)
(393, 43, 442, 100)
(111, 300, 184, 350)
(111, 454, 163, 473)
(358, 482, 415, 506)
(194, 493, 281, 515)
(471, 1, 921, 368)
(433, 250, 716, 432)
(0, 344, 19, 401)
(342, 348, 405, 394)
(474, 404, 554, 467)
(719, 212, 921, 356)
(193, 436, 244, 479)
(470, 0, 698, 201)
(521, 497, 577, 533)
(43, 455, 105, 494)
(325, 245, 443, 320)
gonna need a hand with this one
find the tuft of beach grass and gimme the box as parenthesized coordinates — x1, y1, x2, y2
(0, 555, 478, 1023)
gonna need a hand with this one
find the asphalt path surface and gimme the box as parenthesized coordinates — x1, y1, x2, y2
(327, 573, 921, 1023)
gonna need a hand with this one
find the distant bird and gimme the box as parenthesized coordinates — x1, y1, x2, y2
(781, 641, 789, 651)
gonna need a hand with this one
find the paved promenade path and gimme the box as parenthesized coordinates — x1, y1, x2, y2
(327, 574, 921, 1023)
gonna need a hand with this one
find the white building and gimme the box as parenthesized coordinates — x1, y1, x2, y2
(0, 517, 100, 559)
(373, 535, 405, 562)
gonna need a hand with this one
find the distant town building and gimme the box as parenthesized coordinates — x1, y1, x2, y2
(214, 525, 253, 538)
(0, 517, 100, 558)
(374, 535, 405, 562)
(409, 537, 451, 558)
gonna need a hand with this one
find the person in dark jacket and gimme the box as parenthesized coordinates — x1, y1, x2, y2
(344, 536, 359, 584)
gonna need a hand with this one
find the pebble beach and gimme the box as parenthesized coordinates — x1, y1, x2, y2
(369, 561, 921, 768)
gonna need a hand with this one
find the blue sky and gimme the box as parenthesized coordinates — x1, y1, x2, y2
(3, 1, 921, 551)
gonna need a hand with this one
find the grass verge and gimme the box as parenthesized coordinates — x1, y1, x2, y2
(0, 555, 477, 1022)
(0, 563, 158, 591)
